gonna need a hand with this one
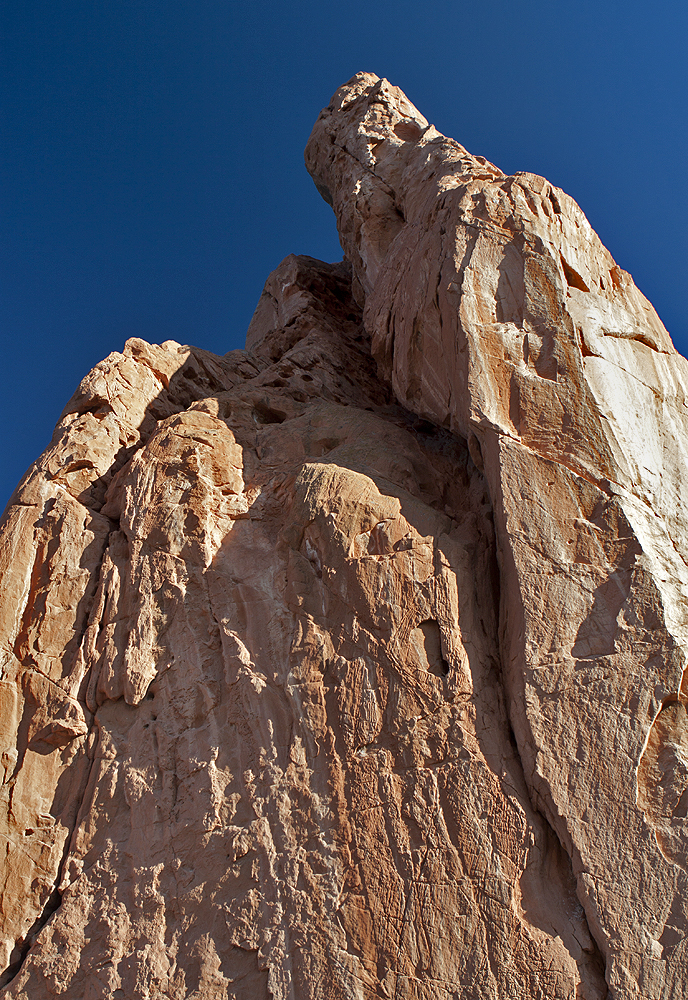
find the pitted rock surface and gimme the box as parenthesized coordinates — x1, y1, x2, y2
(0, 74, 685, 998)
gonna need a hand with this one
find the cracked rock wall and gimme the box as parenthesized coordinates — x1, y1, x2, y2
(306, 73, 688, 997)
(0, 73, 684, 998)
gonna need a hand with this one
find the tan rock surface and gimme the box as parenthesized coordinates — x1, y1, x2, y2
(306, 73, 688, 997)
(0, 72, 684, 999)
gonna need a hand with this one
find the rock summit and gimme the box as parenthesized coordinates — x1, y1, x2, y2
(1, 73, 687, 999)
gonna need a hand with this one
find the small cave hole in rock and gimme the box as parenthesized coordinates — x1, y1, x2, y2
(253, 401, 287, 425)
(313, 437, 340, 457)
(182, 363, 206, 384)
(412, 620, 450, 677)
(64, 459, 95, 474)
(560, 254, 590, 292)
(394, 120, 423, 142)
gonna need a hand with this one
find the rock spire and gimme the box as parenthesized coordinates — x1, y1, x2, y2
(0, 72, 686, 998)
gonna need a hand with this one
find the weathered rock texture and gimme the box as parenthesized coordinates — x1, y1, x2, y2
(0, 73, 685, 999)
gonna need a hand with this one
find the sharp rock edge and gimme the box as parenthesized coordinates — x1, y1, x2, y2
(0, 72, 686, 998)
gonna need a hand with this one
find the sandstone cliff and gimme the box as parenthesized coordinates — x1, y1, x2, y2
(0, 73, 685, 998)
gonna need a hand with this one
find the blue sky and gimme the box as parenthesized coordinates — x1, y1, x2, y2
(2, 0, 686, 511)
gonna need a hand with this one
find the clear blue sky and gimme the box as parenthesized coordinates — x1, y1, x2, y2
(2, 1, 686, 512)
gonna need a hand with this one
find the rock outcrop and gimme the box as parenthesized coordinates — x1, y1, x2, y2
(0, 72, 686, 998)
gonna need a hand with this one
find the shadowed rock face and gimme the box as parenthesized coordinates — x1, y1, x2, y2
(306, 73, 688, 997)
(0, 75, 684, 1000)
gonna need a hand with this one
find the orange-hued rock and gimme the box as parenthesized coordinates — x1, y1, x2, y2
(0, 74, 684, 999)
(306, 73, 688, 997)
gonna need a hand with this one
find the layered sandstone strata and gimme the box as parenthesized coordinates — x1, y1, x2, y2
(0, 73, 685, 998)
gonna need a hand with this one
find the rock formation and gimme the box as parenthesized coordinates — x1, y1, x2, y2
(0, 72, 686, 998)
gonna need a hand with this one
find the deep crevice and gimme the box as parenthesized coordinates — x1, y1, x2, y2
(0, 887, 62, 989)
(548, 188, 562, 214)
(502, 712, 609, 996)
(0, 720, 99, 989)
(0, 528, 115, 988)
(481, 472, 609, 994)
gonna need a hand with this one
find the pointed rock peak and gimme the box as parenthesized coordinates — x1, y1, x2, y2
(0, 74, 687, 1000)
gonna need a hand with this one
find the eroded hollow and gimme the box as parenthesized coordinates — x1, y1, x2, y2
(410, 620, 449, 677)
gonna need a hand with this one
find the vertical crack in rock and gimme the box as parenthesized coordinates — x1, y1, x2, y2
(0, 719, 99, 989)
(0, 339, 270, 989)
(0, 491, 124, 986)
(637, 695, 688, 871)
(306, 71, 688, 998)
(0, 75, 687, 998)
(504, 711, 610, 997)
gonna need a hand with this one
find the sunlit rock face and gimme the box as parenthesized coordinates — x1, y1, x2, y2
(306, 73, 688, 998)
(0, 74, 685, 999)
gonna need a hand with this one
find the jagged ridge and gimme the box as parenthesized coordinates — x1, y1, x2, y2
(0, 73, 686, 999)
